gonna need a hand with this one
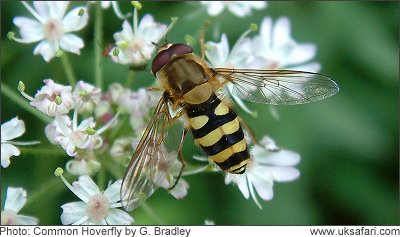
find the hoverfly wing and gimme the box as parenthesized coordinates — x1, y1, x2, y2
(120, 94, 183, 212)
(214, 68, 339, 105)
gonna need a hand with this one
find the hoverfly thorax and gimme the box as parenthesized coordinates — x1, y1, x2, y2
(151, 43, 213, 102)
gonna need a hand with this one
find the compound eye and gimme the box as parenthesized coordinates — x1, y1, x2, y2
(152, 50, 171, 75)
(168, 44, 193, 56)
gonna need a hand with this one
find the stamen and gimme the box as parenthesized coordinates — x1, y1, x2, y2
(112, 1, 131, 20)
(96, 110, 121, 135)
(182, 165, 208, 176)
(8, 141, 40, 146)
(21, 1, 45, 23)
(55, 167, 89, 203)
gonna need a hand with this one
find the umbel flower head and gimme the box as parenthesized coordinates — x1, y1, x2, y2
(11, 1, 89, 62)
(56, 168, 133, 225)
(1, 187, 39, 225)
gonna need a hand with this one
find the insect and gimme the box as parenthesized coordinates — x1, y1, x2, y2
(120, 38, 339, 211)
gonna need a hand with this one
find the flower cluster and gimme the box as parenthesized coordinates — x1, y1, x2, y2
(2, 0, 324, 225)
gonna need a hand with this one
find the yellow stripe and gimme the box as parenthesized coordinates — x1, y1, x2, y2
(195, 118, 239, 147)
(226, 159, 250, 173)
(214, 102, 229, 115)
(189, 115, 209, 129)
(210, 138, 247, 163)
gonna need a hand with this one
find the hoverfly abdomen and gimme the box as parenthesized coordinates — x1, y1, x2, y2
(186, 94, 250, 174)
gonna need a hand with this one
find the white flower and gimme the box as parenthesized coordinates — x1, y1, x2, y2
(1, 117, 39, 168)
(58, 173, 133, 225)
(225, 136, 301, 209)
(1, 187, 38, 225)
(252, 17, 320, 72)
(200, 1, 267, 17)
(205, 33, 258, 116)
(73, 81, 101, 114)
(45, 115, 102, 156)
(110, 14, 168, 65)
(1, 117, 25, 168)
(12, 1, 89, 62)
(66, 152, 101, 176)
(30, 79, 75, 117)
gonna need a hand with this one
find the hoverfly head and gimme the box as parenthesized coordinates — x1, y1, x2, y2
(151, 43, 193, 75)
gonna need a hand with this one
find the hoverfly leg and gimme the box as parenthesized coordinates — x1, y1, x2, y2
(167, 129, 188, 191)
(238, 116, 262, 147)
(146, 87, 163, 92)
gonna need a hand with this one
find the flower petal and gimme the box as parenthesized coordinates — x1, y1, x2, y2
(102, 180, 122, 204)
(137, 14, 167, 42)
(59, 34, 84, 55)
(272, 17, 292, 48)
(105, 209, 134, 225)
(205, 33, 230, 67)
(33, 39, 56, 62)
(16, 215, 39, 225)
(1, 117, 25, 141)
(63, 7, 89, 32)
(33, 2, 69, 20)
(252, 146, 301, 166)
(283, 43, 317, 66)
(60, 201, 87, 225)
(263, 167, 300, 182)
(71, 176, 101, 202)
(13, 17, 45, 43)
(250, 175, 274, 201)
(169, 179, 189, 199)
(4, 187, 27, 213)
(1, 144, 20, 168)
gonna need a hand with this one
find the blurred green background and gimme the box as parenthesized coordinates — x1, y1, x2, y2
(1, 1, 398, 225)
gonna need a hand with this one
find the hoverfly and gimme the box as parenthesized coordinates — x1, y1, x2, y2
(120, 37, 339, 211)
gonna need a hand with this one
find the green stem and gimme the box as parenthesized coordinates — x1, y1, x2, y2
(94, 2, 103, 89)
(19, 147, 66, 156)
(61, 54, 76, 87)
(1, 83, 51, 123)
(97, 161, 106, 191)
(141, 202, 165, 225)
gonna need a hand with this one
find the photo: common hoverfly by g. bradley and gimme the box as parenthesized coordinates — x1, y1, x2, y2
(120, 37, 339, 211)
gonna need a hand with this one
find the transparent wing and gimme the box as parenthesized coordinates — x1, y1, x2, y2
(214, 68, 339, 105)
(120, 93, 183, 212)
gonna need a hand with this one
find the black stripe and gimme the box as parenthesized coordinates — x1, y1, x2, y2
(191, 110, 237, 139)
(215, 149, 250, 173)
(185, 94, 220, 118)
(201, 129, 244, 156)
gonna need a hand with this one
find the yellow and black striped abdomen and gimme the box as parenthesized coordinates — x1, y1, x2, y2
(186, 94, 250, 174)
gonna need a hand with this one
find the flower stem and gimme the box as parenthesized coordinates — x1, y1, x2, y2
(1, 83, 51, 123)
(19, 147, 66, 156)
(97, 162, 106, 191)
(94, 2, 103, 89)
(61, 54, 76, 87)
